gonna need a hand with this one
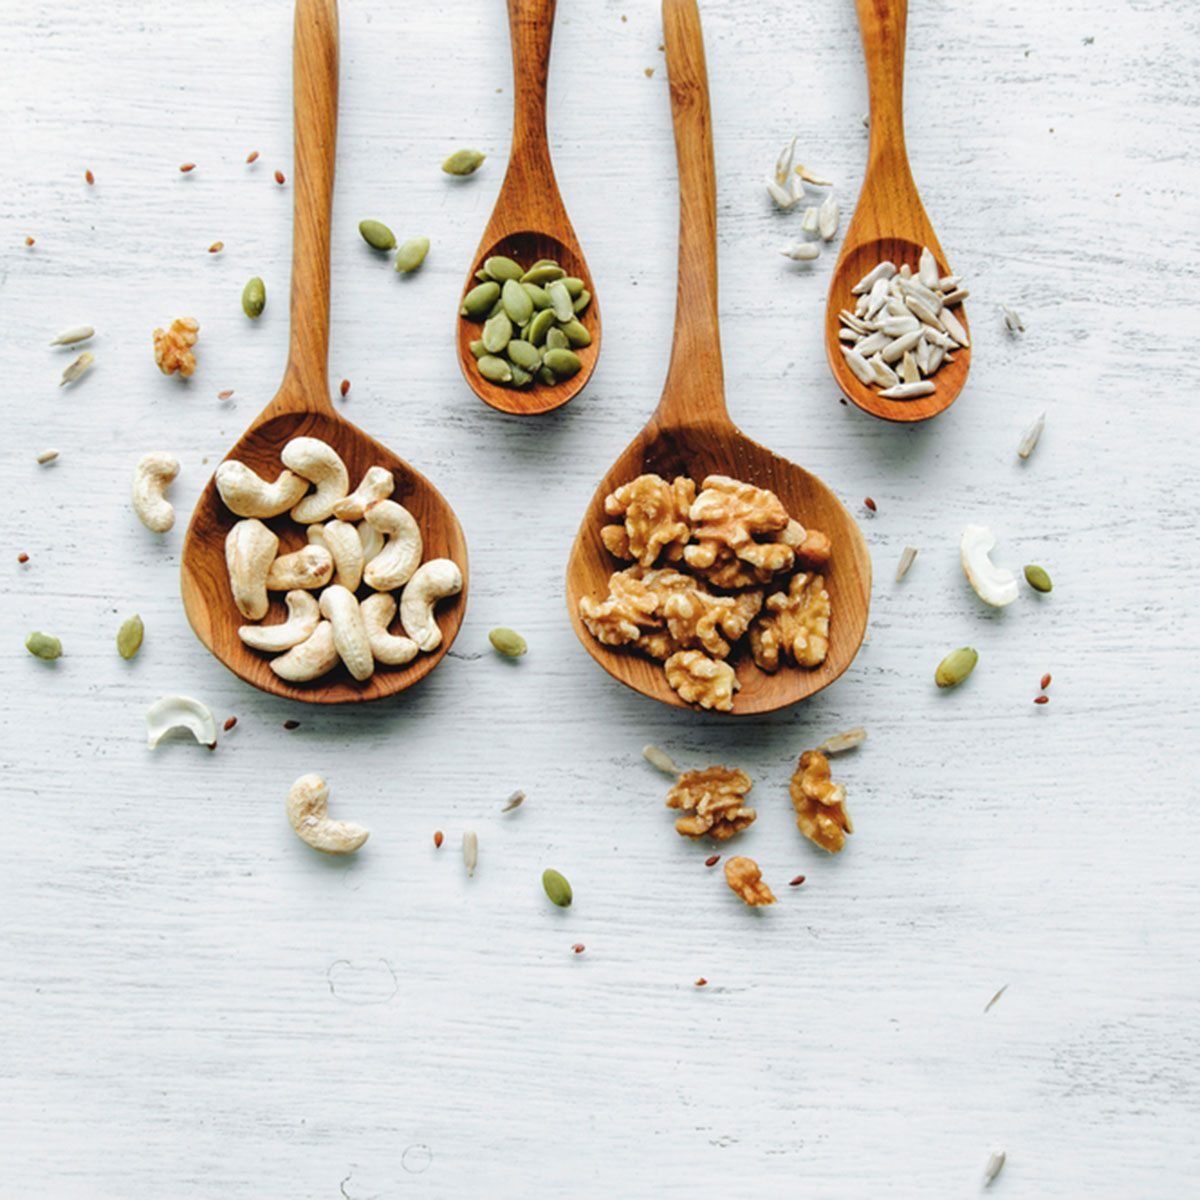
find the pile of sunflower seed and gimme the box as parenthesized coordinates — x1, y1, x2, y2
(838, 249, 970, 400)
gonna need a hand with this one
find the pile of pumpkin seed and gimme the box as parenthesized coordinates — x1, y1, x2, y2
(460, 255, 592, 388)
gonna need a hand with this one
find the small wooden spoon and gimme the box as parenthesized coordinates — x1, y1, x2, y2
(456, 0, 601, 416)
(565, 0, 871, 716)
(825, 0, 971, 424)
(180, 0, 467, 704)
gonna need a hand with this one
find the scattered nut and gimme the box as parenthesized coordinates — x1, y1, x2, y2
(790, 750, 853, 853)
(665, 766, 756, 840)
(287, 773, 369, 855)
(724, 857, 776, 906)
(145, 695, 217, 748)
(961, 525, 1018, 608)
(132, 452, 181, 533)
(153, 317, 199, 377)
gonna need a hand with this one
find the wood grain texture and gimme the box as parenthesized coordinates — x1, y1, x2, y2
(1, 0, 1198, 1195)
(825, 0, 972, 421)
(456, 0, 602, 415)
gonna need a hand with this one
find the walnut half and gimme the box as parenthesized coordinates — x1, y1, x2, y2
(790, 749, 853, 853)
(665, 766, 755, 840)
(153, 317, 200, 378)
(601, 474, 695, 567)
(664, 650, 739, 712)
(749, 572, 830, 672)
(724, 856, 776, 906)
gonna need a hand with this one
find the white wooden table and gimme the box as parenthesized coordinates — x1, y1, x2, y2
(3, 1, 1197, 1195)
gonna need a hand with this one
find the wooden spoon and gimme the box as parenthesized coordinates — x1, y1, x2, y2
(456, 0, 601, 416)
(180, 0, 468, 705)
(825, 0, 971, 424)
(565, 0, 871, 716)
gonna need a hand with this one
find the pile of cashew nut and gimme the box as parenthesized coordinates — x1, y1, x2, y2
(218, 436, 462, 683)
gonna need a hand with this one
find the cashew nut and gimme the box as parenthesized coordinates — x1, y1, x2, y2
(399, 558, 463, 652)
(132, 452, 181, 533)
(960, 524, 1018, 608)
(319, 585, 374, 681)
(225, 519, 279, 619)
(216, 459, 308, 518)
(270, 619, 338, 682)
(238, 590, 320, 652)
(145, 694, 218, 748)
(360, 592, 419, 665)
(363, 499, 423, 590)
(332, 465, 395, 521)
(266, 544, 334, 591)
(321, 519, 365, 590)
(358, 520, 384, 564)
(281, 436, 350, 523)
(287, 773, 369, 854)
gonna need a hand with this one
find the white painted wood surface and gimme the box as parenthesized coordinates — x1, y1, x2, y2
(2, 0, 1198, 1195)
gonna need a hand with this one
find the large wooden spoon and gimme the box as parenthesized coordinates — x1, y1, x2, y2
(180, 0, 467, 704)
(565, 0, 870, 716)
(456, 0, 601, 416)
(825, 0, 971, 423)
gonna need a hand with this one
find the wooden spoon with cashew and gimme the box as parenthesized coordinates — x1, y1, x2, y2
(565, 0, 871, 715)
(181, 0, 467, 704)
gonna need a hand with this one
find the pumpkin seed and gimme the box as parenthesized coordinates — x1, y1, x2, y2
(443, 148, 486, 176)
(474, 269, 490, 282)
(394, 236, 430, 273)
(482, 311, 513, 353)
(522, 281, 552, 309)
(935, 647, 978, 689)
(561, 319, 591, 348)
(547, 280, 574, 321)
(469, 339, 487, 359)
(358, 219, 396, 251)
(501, 278, 534, 324)
(116, 614, 144, 660)
(484, 255, 523, 282)
(572, 289, 591, 314)
(506, 339, 541, 370)
(520, 263, 566, 284)
(542, 868, 573, 907)
(1024, 564, 1053, 593)
(543, 348, 581, 378)
(537, 365, 556, 386)
(26, 631, 62, 660)
(477, 355, 513, 384)
(489, 627, 528, 657)
(509, 363, 534, 387)
(562, 276, 585, 298)
(527, 308, 556, 346)
(241, 277, 266, 319)
(545, 327, 568, 351)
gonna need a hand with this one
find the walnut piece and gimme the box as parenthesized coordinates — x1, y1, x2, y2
(601, 474, 696, 566)
(724, 856, 776, 906)
(665, 766, 755, 840)
(579, 566, 692, 647)
(790, 749, 853, 853)
(662, 587, 763, 659)
(153, 317, 200, 378)
(685, 475, 794, 578)
(664, 650, 738, 712)
(792, 525, 832, 569)
(749, 572, 830, 671)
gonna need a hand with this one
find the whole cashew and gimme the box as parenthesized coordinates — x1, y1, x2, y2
(266, 544, 334, 591)
(270, 619, 338, 682)
(225, 519, 279, 619)
(960, 525, 1018, 608)
(360, 592, 419, 665)
(238, 590, 320, 652)
(332, 465, 395, 521)
(132, 452, 181, 533)
(319, 585, 374, 681)
(363, 499, 423, 590)
(287, 773, 369, 854)
(358, 520, 385, 564)
(321, 519, 365, 591)
(399, 558, 463, 652)
(281, 436, 350, 523)
(216, 459, 308, 518)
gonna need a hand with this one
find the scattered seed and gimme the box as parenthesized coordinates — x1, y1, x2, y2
(984, 983, 1008, 1013)
(25, 235, 35, 247)
(25, 631, 62, 660)
(217, 389, 234, 400)
(463, 831, 479, 876)
(642, 743, 681, 775)
(59, 351, 94, 386)
(242, 277, 266, 319)
(542, 868, 572, 907)
(795, 163, 832, 187)
(1033, 695, 1049, 705)
(433, 830, 444, 848)
(501, 789, 525, 812)
(274, 169, 286, 185)
(489, 627, 528, 657)
(1041, 673, 1052, 690)
(442, 148, 486, 176)
(339, 379, 350, 397)
(358, 219, 397, 251)
(936, 646, 979, 689)
(864, 497, 876, 512)
(36, 449, 60, 465)
(571, 943, 586, 954)
(208, 241, 224, 253)
(116, 614, 145, 660)
(644, 66, 655, 77)
(17, 552, 30, 564)
(85, 169, 94, 185)
(283, 719, 300, 729)
(780, 242, 820, 262)
(801, 206, 820, 235)
(789, 875, 806, 887)
(1024, 564, 1052, 593)
(246, 150, 260, 163)
(705, 854, 720, 867)
(223, 716, 238, 732)
(818, 193, 839, 240)
(817, 727, 868, 754)
(394, 236, 430, 274)
(895, 545, 918, 582)
(179, 162, 196, 173)
(1017, 411, 1045, 459)
(983, 1149, 1007, 1187)
(694, 978, 707, 987)
(49, 325, 95, 346)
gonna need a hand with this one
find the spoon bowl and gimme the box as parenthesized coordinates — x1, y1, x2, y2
(180, 0, 468, 704)
(566, 0, 870, 716)
(456, 0, 601, 417)
(825, 0, 970, 423)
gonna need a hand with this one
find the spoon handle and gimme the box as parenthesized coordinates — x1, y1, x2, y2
(283, 0, 338, 405)
(657, 0, 728, 428)
(856, 0, 916, 190)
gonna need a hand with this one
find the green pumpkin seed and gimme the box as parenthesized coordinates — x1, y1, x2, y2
(477, 355, 513, 384)
(562, 276, 585, 298)
(537, 365, 556, 386)
(501, 278, 534, 324)
(522, 281, 552, 309)
(116, 614, 144, 660)
(509, 363, 534, 388)
(394, 236, 430, 273)
(489, 627, 528, 657)
(1024, 564, 1053, 593)
(547, 279, 574, 321)
(543, 348, 582, 378)
(442, 148, 486, 176)
(506, 339, 541, 370)
(561, 319, 591, 348)
(469, 339, 487, 359)
(25, 631, 62, 660)
(241, 276, 266, 320)
(461, 281, 500, 318)
(482, 311, 513, 353)
(527, 308, 556, 346)
(521, 263, 566, 284)
(484, 255, 523, 282)
(572, 289, 591, 314)
(545, 327, 569, 351)
(358, 219, 396, 251)
(542, 868, 573, 907)
(935, 646, 978, 689)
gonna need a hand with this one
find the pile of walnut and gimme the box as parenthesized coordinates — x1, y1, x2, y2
(218, 436, 461, 683)
(579, 473, 832, 711)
